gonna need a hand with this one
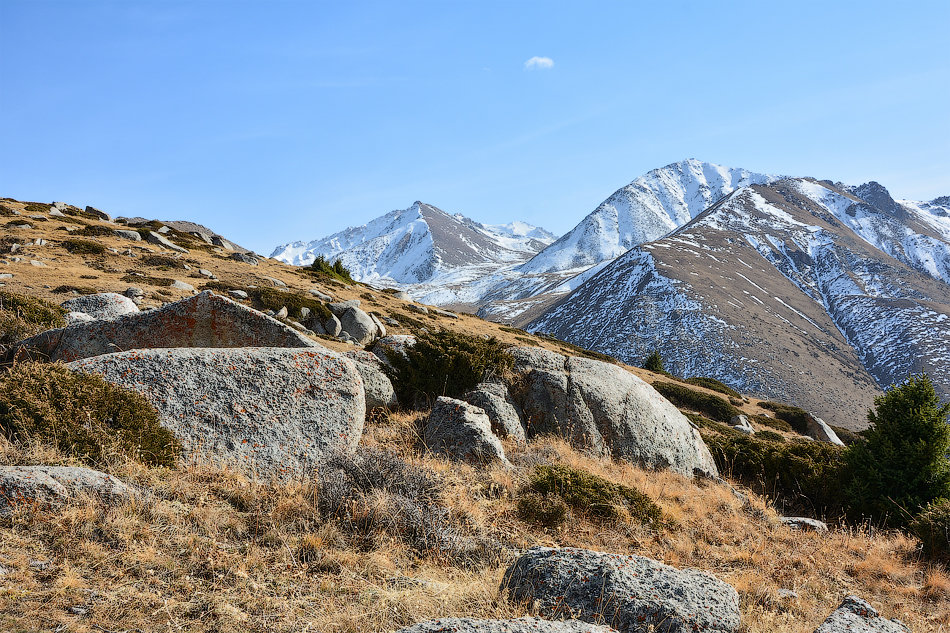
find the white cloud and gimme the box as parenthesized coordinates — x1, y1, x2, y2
(524, 56, 554, 71)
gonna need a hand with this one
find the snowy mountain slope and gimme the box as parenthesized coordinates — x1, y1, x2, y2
(518, 159, 779, 274)
(529, 179, 950, 429)
(270, 201, 556, 288)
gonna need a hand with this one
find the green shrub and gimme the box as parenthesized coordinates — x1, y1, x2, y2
(0, 204, 16, 217)
(642, 350, 664, 373)
(120, 274, 174, 287)
(516, 491, 570, 528)
(52, 285, 98, 295)
(653, 381, 740, 424)
(306, 255, 355, 284)
(751, 414, 793, 433)
(756, 430, 787, 443)
(385, 329, 513, 407)
(830, 424, 864, 447)
(62, 238, 106, 255)
(23, 202, 52, 215)
(140, 254, 184, 269)
(703, 431, 846, 516)
(910, 498, 950, 562)
(0, 290, 67, 346)
(0, 363, 181, 467)
(759, 401, 812, 435)
(521, 463, 665, 526)
(76, 225, 116, 237)
(844, 374, 950, 528)
(684, 376, 742, 398)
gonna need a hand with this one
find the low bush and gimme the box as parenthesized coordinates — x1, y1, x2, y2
(62, 238, 106, 255)
(751, 414, 793, 433)
(755, 430, 787, 443)
(76, 225, 116, 237)
(140, 254, 184, 269)
(653, 381, 740, 424)
(519, 463, 666, 527)
(306, 255, 355, 285)
(910, 498, 950, 562)
(51, 285, 98, 295)
(384, 329, 513, 407)
(702, 431, 846, 516)
(0, 363, 181, 467)
(250, 287, 331, 323)
(642, 350, 665, 373)
(684, 376, 742, 398)
(120, 273, 174, 287)
(23, 202, 52, 215)
(759, 401, 811, 435)
(830, 424, 864, 447)
(0, 290, 66, 346)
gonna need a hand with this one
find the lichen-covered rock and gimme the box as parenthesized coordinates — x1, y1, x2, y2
(502, 547, 740, 633)
(114, 229, 142, 241)
(12, 291, 318, 362)
(69, 347, 365, 477)
(371, 334, 417, 366)
(510, 347, 718, 478)
(0, 466, 140, 516)
(424, 397, 508, 465)
(463, 381, 526, 444)
(61, 292, 139, 321)
(339, 306, 379, 344)
(344, 350, 397, 410)
(813, 596, 910, 633)
(395, 618, 618, 633)
(328, 299, 361, 316)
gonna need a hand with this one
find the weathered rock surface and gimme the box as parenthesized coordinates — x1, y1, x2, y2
(328, 299, 361, 316)
(502, 547, 740, 633)
(510, 347, 718, 478)
(145, 230, 188, 253)
(114, 229, 143, 241)
(12, 291, 318, 362)
(69, 347, 365, 476)
(0, 466, 140, 516)
(371, 334, 417, 365)
(395, 618, 618, 633)
(424, 397, 508, 465)
(463, 381, 526, 444)
(61, 293, 140, 321)
(230, 252, 258, 265)
(324, 313, 342, 337)
(344, 350, 397, 410)
(339, 306, 379, 344)
(814, 596, 910, 633)
(730, 415, 754, 435)
(782, 517, 829, 532)
(65, 311, 95, 325)
(807, 415, 846, 447)
(84, 206, 112, 221)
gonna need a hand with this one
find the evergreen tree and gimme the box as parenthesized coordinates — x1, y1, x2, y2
(642, 350, 665, 374)
(844, 374, 950, 527)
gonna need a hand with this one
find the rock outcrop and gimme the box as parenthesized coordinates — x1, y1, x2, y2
(12, 291, 317, 362)
(813, 596, 910, 633)
(69, 347, 365, 476)
(396, 618, 619, 633)
(0, 466, 140, 516)
(424, 397, 509, 465)
(463, 381, 527, 444)
(510, 347, 718, 478)
(61, 292, 140, 321)
(502, 547, 741, 633)
(344, 350, 397, 410)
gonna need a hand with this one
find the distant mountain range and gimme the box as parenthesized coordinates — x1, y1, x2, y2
(271, 160, 950, 428)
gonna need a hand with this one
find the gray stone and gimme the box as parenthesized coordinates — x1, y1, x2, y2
(9, 223, 32, 230)
(11, 291, 319, 362)
(510, 347, 718, 478)
(396, 618, 618, 633)
(433, 308, 459, 319)
(212, 235, 235, 250)
(62, 293, 140, 321)
(145, 231, 188, 253)
(407, 304, 429, 314)
(393, 291, 412, 301)
(198, 268, 215, 279)
(339, 306, 379, 345)
(49, 209, 66, 218)
(156, 225, 171, 234)
(299, 306, 311, 320)
(309, 288, 332, 301)
(328, 299, 361, 316)
(344, 350, 398, 410)
(781, 517, 829, 532)
(230, 252, 259, 265)
(29, 260, 47, 267)
(369, 313, 387, 338)
(69, 347, 365, 477)
(0, 466, 140, 517)
(502, 547, 740, 633)
(262, 276, 287, 288)
(228, 289, 249, 300)
(463, 381, 526, 444)
(275, 306, 288, 319)
(371, 334, 417, 366)
(731, 415, 755, 435)
(113, 229, 143, 241)
(33, 238, 47, 246)
(124, 286, 145, 298)
(424, 397, 508, 465)
(323, 313, 342, 337)
(171, 280, 195, 292)
(0, 273, 12, 279)
(807, 415, 846, 447)
(84, 206, 112, 221)
(65, 311, 96, 325)
(814, 596, 910, 633)
(381, 316, 400, 327)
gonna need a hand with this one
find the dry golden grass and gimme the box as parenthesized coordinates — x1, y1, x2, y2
(2, 430, 947, 632)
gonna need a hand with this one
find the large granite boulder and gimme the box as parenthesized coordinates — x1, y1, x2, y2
(344, 350, 397, 410)
(424, 397, 508, 466)
(502, 547, 740, 633)
(0, 466, 140, 516)
(11, 291, 317, 362)
(510, 347, 718, 478)
(339, 306, 380, 344)
(396, 618, 618, 633)
(69, 347, 365, 476)
(814, 596, 910, 633)
(61, 292, 139, 321)
(463, 381, 527, 444)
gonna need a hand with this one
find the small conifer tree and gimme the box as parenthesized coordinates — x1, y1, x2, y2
(844, 374, 950, 527)
(642, 350, 665, 374)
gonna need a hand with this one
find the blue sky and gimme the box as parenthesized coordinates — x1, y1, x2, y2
(2, 1, 948, 254)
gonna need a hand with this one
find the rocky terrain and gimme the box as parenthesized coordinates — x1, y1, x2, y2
(0, 196, 947, 632)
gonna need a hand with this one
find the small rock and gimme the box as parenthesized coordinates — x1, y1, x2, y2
(433, 308, 459, 319)
(84, 206, 112, 221)
(324, 314, 342, 337)
(339, 306, 379, 344)
(171, 280, 195, 292)
(262, 276, 287, 288)
(113, 229, 143, 241)
(371, 334, 417, 365)
(781, 517, 829, 532)
(157, 225, 171, 234)
(49, 209, 66, 217)
(381, 316, 400, 327)
(299, 306, 311, 320)
(33, 238, 47, 246)
(228, 289, 249, 300)
(814, 595, 910, 633)
(395, 618, 618, 633)
(807, 415, 846, 447)
(393, 290, 411, 301)
(309, 289, 332, 301)
(778, 589, 800, 600)
(463, 381, 527, 444)
(407, 304, 429, 314)
(344, 350, 398, 410)
(9, 223, 32, 229)
(369, 313, 387, 338)
(0, 273, 12, 279)
(124, 286, 145, 298)
(145, 231, 188, 253)
(29, 260, 47, 267)
(0, 466, 142, 517)
(62, 293, 140, 321)
(424, 397, 508, 465)
(67, 605, 89, 616)
(212, 236, 235, 250)
(197, 269, 215, 279)
(275, 306, 289, 319)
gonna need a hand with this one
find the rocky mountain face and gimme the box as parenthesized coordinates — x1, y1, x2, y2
(529, 178, 950, 429)
(270, 201, 555, 301)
